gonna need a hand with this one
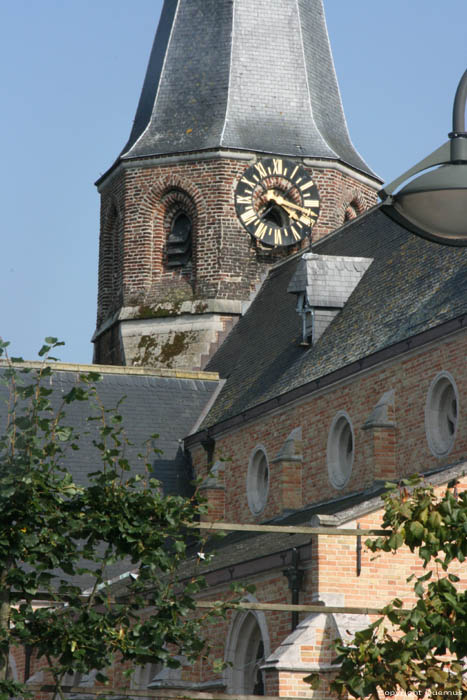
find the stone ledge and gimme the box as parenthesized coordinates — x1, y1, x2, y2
(93, 300, 245, 341)
(97, 149, 256, 190)
(0, 359, 219, 382)
(119, 300, 244, 320)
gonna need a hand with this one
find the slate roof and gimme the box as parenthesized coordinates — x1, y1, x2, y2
(0, 365, 219, 587)
(0, 365, 219, 496)
(116, 0, 375, 178)
(201, 206, 467, 429)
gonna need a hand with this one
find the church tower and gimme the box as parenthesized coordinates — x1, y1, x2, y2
(93, 0, 381, 369)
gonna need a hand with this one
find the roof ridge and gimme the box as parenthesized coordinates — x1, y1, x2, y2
(312, 202, 382, 250)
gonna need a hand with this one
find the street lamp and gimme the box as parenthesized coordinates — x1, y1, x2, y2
(379, 69, 467, 246)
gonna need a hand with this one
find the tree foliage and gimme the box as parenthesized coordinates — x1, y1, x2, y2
(311, 477, 467, 698)
(0, 339, 220, 700)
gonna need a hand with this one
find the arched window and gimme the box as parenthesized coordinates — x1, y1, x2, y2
(225, 609, 270, 695)
(343, 195, 365, 223)
(167, 212, 192, 267)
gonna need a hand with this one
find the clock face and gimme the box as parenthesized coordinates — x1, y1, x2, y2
(235, 157, 320, 247)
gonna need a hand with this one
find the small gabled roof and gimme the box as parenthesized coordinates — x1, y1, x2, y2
(288, 252, 373, 307)
(112, 0, 376, 180)
(201, 207, 467, 429)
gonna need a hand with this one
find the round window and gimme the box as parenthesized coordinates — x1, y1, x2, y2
(327, 411, 354, 489)
(425, 372, 459, 458)
(247, 447, 269, 515)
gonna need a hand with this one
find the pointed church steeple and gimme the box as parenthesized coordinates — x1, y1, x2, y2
(117, 0, 373, 176)
(94, 0, 380, 370)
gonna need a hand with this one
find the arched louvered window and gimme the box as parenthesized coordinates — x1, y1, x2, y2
(167, 212, 192, 267)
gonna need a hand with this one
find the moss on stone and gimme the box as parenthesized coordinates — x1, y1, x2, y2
(132, 295, 212, 321)
(137, 303, 178, 319)
(193, 300, 208, 314)
(133, 335, 158, 365)
(158, 331, 196, 367)
(133, 330, 196, 368)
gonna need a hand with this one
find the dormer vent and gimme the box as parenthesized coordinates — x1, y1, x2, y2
(288, 253, 372, 345)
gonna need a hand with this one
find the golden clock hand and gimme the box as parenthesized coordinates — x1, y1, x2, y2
(272, 193, 317, 217)
(265, 191, 314, 225)
(280, 206, 301, 222)
(263, 191, 300, 221)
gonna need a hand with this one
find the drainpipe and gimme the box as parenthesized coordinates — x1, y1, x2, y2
(282, 548, 305, 631)
(297, 293, 313, 346)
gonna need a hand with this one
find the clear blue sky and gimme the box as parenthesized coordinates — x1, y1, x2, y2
(1, 1, 466, 364)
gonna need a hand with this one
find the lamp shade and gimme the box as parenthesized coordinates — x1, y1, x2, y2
(380, 69, 467, 246)
(389, 163, 467, 246)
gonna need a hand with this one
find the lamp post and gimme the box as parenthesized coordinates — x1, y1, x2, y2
(379, 69, 467, 246)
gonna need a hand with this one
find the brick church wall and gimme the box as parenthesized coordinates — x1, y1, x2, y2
(192, 330, 467, 524)
(118, 474, 465, 695)
(181, 327, 467, 693)
(313, 481, 467, 616)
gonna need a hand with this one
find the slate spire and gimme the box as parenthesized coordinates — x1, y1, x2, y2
(119, 0, 374, 177)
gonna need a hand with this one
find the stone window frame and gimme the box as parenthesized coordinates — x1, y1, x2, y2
(247, 445, 270, 516)
(224, 595, 270, 695)
(425, 371, 459, 458)
(327, 410, 355, 489)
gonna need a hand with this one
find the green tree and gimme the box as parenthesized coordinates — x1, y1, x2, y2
(0, 339, 219, 700)
(309, 477, 467, 698)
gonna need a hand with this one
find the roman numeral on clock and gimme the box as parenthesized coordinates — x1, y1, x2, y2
(273, 159, 283, 174)
(241, 208, 257, 225)
(254, 222, 268, 240)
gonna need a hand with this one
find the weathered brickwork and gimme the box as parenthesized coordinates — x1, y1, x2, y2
(311, 167, 377, 243)
(94, 155, 377, 367)
(96, 174, 125, 324)
(192, 331, 467, 524)
(97, 158, 264, 323)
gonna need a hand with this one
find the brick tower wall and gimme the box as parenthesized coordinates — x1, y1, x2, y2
(95, 155, 378, 367)
(97, 155, 377, 327)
